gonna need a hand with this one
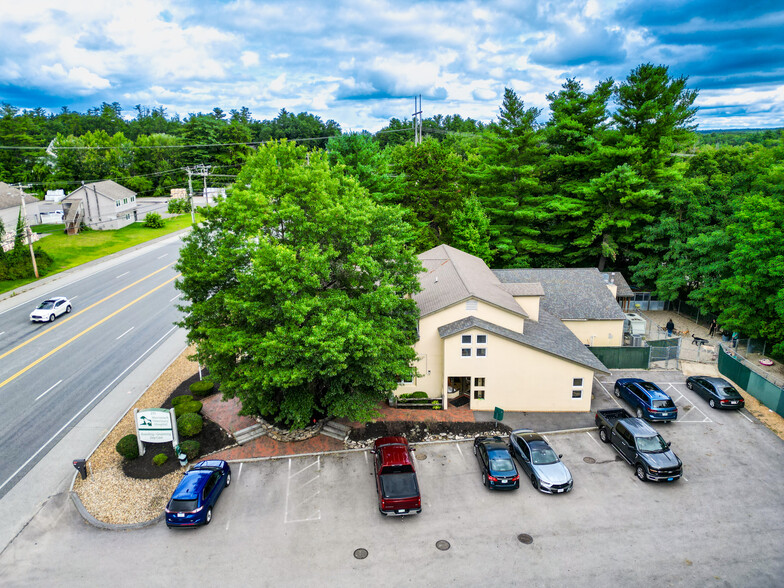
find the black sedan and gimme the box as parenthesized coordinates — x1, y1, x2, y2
(473, 436, 519, 490)
(686, 376, 745, 409)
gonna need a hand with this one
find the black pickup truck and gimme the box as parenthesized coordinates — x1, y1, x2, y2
(595, 408, 683, 482)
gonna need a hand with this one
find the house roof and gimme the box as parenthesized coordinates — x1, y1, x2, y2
(64, 180, 136, 202)
(493, 268, 626, 321)
(437, 313, 610, 374)
(0, 182, 39, 209)
(498, 282, 545, 297)
(415, 245, 527, 318)
(601, 271, 634, 298)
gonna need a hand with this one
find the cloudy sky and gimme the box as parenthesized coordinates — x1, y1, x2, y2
(1, 0, 782, 131)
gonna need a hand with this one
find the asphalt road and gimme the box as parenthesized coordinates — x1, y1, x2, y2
(0, 235, 186, 500)
(2, 373, 783, 586)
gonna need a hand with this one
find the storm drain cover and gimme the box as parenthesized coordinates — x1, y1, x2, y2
(353, 548, 368, 560)
(517, 534, 534, 545)
(436, 540, 451, 551)
(416, 452, 427, 460)
(583, 457, 596, 464)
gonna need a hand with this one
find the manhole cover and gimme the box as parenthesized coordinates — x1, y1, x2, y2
(416, 452, 427, 460)
(517, 534, 534, 545)
(353, 548, 368, 560)
(435, 540, 451, 551)
(583, 456, 596, 464)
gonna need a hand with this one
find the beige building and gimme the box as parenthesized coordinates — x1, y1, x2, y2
(62, 180, 138, 234)
(396, 245, 626, 412)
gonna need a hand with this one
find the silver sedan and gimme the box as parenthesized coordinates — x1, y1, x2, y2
(508, 430, 573, 494)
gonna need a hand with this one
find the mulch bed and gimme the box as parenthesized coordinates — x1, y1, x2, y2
(121, 372, 235, 480)
(350, 420, 511, 442)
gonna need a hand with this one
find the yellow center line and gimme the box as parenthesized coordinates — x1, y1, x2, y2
(0, 264, 174, 362)
(0, 274, 180, 392)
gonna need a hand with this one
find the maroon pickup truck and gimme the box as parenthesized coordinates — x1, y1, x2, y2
(370, 436, 422, 516)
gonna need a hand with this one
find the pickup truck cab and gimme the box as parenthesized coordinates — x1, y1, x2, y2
(370, 436, 422, 516)
(614, 378, 678, 422)
(595, 408, 682, 482)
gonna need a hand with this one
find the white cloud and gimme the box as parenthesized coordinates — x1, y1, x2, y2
(241, 51, 260, 67)
(40, 64, 111, 93)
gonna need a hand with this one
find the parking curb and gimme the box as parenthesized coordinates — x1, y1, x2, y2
(70, 491, 163, 530)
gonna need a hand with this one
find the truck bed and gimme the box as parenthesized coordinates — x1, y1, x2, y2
(379, 472, 419, 500)
(595, 408, 632, 428)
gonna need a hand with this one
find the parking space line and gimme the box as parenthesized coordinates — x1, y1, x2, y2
(670, 388, 713, 423)
(594, 377, 623, 408)
(292, 459, 319, 477)
(455, 443, 463, 457)
(586, 431, 602, 448)
(739, 410, 754, 423)
(285, 456, 321, 524)
(237, 463, 243, 482)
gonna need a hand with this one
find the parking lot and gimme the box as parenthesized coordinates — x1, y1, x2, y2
(2, 371, 784, 586)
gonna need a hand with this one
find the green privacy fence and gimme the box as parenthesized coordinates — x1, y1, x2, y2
(647, 338, 680, 348)
(590, 346, 650, 369)
(718, 346, 784, 417)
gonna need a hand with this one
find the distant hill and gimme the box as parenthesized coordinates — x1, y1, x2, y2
(696, 127, 783, 146)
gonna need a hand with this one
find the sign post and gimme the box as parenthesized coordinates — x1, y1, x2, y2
(134, 408, 179, 457)
(493, 406, 504, 429)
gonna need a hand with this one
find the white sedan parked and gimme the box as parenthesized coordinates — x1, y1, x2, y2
(30, 297, 72, 322)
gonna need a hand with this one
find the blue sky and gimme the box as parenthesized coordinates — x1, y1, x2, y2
(1, 0, 782, 131)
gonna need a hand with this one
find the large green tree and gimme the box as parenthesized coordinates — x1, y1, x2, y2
(175, 140, 422, 428)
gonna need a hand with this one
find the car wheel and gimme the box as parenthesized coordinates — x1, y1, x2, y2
(599, 427, 610, 443)
(48, 314, 55, 322)
(686, 381, 693, 390)
(482, 472, 488, 487)
(709, 399, 716, 409)
(65, 305, 72, 313)
(531, 475, 539, 490)
(204, 507, 212, 525)
(636, 408, 644, 419)
(614, 386, 621, 398)
(225, 473, 231, 487)
(636, 465, 647, 482)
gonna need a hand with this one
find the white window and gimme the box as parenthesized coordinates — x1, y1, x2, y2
(399, 371, 414, 385)
(131, 196, 135, 202)
(115, 200, 121, 207)
(473, 389, 485, 400)
(476, 335, 487, 344)
(474, 377, 485, 387)
(123, 197, 128, 204)
(476, 348, 487, 357)
(461, 335, 472, 344)
(572, 377, 583, 399)
(461, 348, 471, 357)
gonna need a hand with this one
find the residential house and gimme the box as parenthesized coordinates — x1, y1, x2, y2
(396, 245, 625, 413)
(61, 181, 138, 234)
(0, 182, 40, 251)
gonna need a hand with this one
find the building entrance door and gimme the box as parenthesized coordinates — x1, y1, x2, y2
(447, 376, 471, 407)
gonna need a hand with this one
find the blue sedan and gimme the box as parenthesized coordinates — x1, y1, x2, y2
(165, 460, 231, 527)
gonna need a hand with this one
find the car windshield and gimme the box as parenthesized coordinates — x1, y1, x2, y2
(719, 386, 740, 397)
(636, 435, 668, 453)
(652, 399, 675, 409)
(37, 301, 55, 309)
(168, 499, 197, 512)
(531, 447, 558, 465)
(489, 457, 516, 472)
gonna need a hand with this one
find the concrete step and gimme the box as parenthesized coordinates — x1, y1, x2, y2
(320, 420, 351, 441)
(234, 424, 267, 445)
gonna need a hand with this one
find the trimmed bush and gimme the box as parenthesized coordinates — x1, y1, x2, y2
(411, 391, 429, 399)
(177, 412, 203, 437)
(152, 453, 169, 466)
(179, 440, 201, 460)
(144, 212, 165, 228)
(172, 394, 194, 407)
(189, 380, 215, 397)
(174, 400, 203, 417)
(115, 434, 140, 460)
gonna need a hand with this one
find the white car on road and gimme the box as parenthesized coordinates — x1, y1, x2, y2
(30, 297, 72, 322)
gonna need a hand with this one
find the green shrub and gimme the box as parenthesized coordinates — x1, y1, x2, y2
(144, 212, 165, 228)
(115, 434, 139, 460)
(179, 440, 201, 460)
(167, 198, 192, 214)
(177, 412, 203, 437)
(174, 400, 203, 417)
(411, 391, 429, 399)
(172, 394, 194, 406)
(152, 453, 169, 466)
(189, 380, 215, 397)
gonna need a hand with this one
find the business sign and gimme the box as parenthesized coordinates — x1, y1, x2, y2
(136, 408, 175, 443)
(493, 407, 504, 422)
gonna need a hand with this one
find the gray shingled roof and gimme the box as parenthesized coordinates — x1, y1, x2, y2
(415, 245, 527, 318)
(498, 282, 544, 296)
(64, 180, 136, 202)
(0, 182, 39, 209)
(602, 271, 634, 298)
(493, 268, 626, 320)
(437, 313, 609, 374)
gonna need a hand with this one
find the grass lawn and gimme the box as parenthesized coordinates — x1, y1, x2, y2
(0, 214, 199, 295)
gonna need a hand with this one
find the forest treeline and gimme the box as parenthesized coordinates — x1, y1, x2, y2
(1, 64, 783, 355)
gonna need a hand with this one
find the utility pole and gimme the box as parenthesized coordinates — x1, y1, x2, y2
(14, 183, 39, 278)
(413, 95, 423, 146)
(196, 164, 211, 204)
(186, 167, 195, 223)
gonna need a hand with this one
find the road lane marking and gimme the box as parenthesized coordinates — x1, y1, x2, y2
(35, 379, 62, 401)
(0, 326, 177, 494)
(0, 264, 174, 362)
(116, 327, 134, 340)
(169, 294, 181, 302)
(157, 254, 168, 259)
(116, 272, 129, 278)
(0, 275, 179, 392)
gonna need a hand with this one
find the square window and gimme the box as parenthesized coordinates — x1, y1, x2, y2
(461, 335, 472, 344)
(572, 389, 582, 399)
(399, 372, 414, 384)
(476, 348, 487, 357)
(476, 335, 487, 344)
(573, 378, 583, 387)
(461, 348, 471, 357)
(474, 389, 485, 400)
(474, 377, 485, 387)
